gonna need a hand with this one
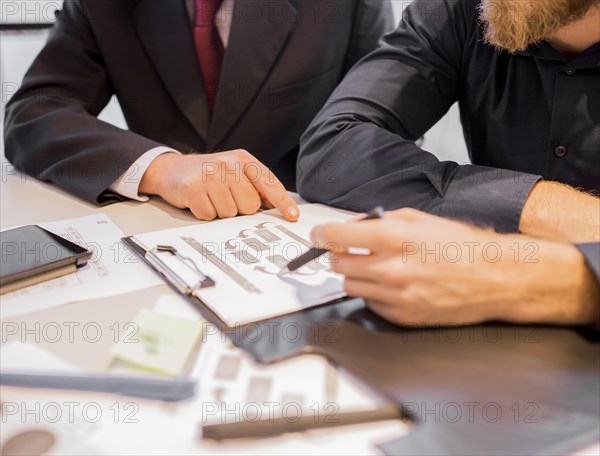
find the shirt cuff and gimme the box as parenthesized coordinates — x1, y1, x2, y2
(439, 166, 542, 233)
(574, 243, 600, 284)
(574, 243, 600, 330)
(108, 146, 180, 201)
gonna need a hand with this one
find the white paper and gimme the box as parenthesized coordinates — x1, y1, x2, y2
(0, 341, 80, 373)
(153, 294, 200, 321)
(1, 214, 162, 318)
(134, 204, 355, 326)
(0, 344, 112, 456)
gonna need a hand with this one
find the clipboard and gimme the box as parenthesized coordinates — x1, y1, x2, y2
(122, 235, 365, 364)
(123, 235, 600, 455)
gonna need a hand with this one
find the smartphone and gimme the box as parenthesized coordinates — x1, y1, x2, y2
(1, 225, 92, 294)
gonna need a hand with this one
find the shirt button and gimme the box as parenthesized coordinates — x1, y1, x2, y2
(554, 145, 568, 157)
(565, 67, 576, 75)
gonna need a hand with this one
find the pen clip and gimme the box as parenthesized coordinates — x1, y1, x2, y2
(145, 244, 215, 295)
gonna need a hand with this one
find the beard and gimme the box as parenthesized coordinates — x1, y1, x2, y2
(479, 0, 599, 53)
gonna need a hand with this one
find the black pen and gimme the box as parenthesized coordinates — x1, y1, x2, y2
(277, 206, 384, 276)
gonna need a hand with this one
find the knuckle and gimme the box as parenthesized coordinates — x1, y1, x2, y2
(189, 196, 216, 221)
(218, 206, 238, 219)
(177, 177, 197, 206)
(192, 206, 216, 221)
(238, 197, 262, 215)
(237, 207, 258, 216)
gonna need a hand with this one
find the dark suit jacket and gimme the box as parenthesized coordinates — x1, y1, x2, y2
(4, 0, 393, 204)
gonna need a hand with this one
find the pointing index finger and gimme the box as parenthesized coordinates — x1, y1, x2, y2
(245, 161, 299, 221)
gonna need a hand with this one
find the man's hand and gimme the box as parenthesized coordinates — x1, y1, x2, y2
(520, 181, 600, 243)
(312, 208, 599, 326)
(139, 150, 299, 221)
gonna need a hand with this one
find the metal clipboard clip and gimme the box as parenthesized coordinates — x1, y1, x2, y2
(145, 245, 215, 295)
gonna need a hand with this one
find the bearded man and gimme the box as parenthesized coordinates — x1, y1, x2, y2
(297, 0, 600, 327)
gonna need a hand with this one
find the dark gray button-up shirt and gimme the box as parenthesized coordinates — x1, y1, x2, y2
(298, 0, 599, 285)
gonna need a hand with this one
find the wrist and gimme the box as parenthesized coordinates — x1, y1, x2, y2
(139, 152, 180, 196)
(519, 181, 600, 243)
(519, 181, 563, 238)
(509, 240, 600, 325)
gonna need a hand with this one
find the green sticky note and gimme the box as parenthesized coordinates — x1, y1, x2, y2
(112, 309, 202, 376)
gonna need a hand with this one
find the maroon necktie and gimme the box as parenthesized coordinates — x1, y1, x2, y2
(194, 0, 224, 112)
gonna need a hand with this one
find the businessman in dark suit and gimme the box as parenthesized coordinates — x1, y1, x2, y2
(4, 0, 393, 221)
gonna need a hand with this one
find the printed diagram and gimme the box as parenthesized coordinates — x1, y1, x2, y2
(225, 222, 329, 276)
(180, 221, 332, 294)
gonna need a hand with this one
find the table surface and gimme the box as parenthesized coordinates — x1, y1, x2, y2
(1, 155, 598, 455)
(0, 156, 413, 455)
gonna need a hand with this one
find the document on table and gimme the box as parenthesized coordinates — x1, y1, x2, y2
(131, 204, 355, 326)
(154, 295, 390, 419)
(195, 327, 389, 423)
(39, 295, 403, 456)
(1, 214, 163, 318)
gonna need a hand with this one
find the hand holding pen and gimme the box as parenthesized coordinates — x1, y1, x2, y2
(278, 206, 384, 276)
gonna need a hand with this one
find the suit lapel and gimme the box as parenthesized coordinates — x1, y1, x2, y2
(134, 0, 210, 142)
(208, 0, 297, 147)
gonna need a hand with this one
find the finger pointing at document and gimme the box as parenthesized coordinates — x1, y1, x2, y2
(139, 150, 299, 221)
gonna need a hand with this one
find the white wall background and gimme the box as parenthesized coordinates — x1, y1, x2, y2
(1, 0, 469, 163)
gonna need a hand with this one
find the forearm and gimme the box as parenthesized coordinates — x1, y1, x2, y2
(519, 181, 600, 243)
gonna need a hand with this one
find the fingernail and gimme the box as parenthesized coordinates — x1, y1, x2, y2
(286, 207, 299, 220)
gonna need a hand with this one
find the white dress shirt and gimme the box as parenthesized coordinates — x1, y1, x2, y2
(109, 0, 234, 200)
